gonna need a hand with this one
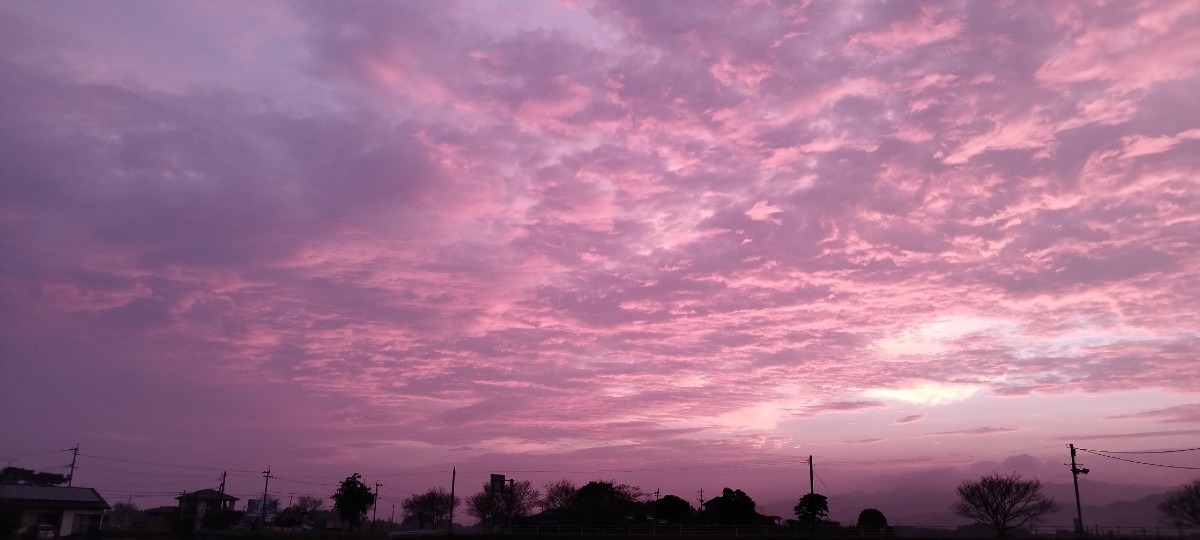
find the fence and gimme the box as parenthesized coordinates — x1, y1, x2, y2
(481, 524, 1200, 539)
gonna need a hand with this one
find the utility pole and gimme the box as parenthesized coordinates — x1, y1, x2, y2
(448, 467, 456, 536)
(697, 488, 704, 511)
(809, 455, 816, 538)
(506, 479, 515, 532)
(372, 482, 382, 532)
(66, 445, 80, 486)
(260, 467, 273, 527)
(654, 489, 660, 502)
(808, 455, 815, 495)
(218, 471, 227, 501)
(1069, 444, 1089, 535)
(390, 504, 395, 533)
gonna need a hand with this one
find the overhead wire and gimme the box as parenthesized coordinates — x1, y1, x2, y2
(813, 470, 831, 492)
(73, 443, 1065, 483)
(455, 457, 813, 475)
(1077, 446, 1200, 454)
(1078, 448, 1200, 470)
(2, 449, 70, 459)
(72, 441, 1167, 509)
(77, 453, 261, 474)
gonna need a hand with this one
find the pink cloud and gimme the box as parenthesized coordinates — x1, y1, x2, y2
(847, 5, 963, 52)
(922, 427, 1019, 437)
(1, 0, 1199, 513)
(942, 113, 1056, 165)
(1107, 404, 1200, 424)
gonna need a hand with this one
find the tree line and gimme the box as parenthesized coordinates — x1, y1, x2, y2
(331, 474, 816, 532)
(3, 465, 1200, 538)
(329, 471, 1200, 536)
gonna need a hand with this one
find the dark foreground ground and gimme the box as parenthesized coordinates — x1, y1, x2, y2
(86, 527, 1200, 540)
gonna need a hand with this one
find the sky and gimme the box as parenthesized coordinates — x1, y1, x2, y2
(1, 0, 1199, 525)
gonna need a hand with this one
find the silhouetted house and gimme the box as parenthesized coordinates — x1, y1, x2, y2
(0, 485, 110, 537)
(176, 489, 238, 523)
(142, 506, 179, 527)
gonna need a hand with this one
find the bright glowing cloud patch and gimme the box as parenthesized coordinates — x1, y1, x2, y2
(875, 316, 1018, 357)
(745, 200, 783, 223)
(865, 382, 982, 406)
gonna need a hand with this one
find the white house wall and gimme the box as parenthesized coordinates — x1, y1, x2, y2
(60, 510, 105, 536)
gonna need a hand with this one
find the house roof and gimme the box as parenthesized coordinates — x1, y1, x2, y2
(176, 488, 239, 501)
(0, 485, 111, 510)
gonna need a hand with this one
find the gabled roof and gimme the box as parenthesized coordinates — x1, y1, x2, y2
(176, 488, 239, 501)
(0, 485, 110, 510)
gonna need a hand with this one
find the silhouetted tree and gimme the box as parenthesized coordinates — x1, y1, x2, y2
(402, 488, 459, 530)
(951, 472, 1057, 536)
(653, 495, 694, 524)
(294, 495, 324, 514)
(569, 481, 643, 525)
(794, 493, 829, 525)
(466, 480, 539, 531)
(542, 480, 577, 513)
(274, 506, 303, 528)
(857, 508, 887, 531)
(0, 467, 68, 486)
(107, 502, 139, 529)
(331, 473, 374, 531)
(702, 488, 765, 525)
(271, 495, 320, 529)
(1159, 480, 1200, 528)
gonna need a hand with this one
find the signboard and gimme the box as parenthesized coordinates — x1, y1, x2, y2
(490, 474, 506, 494)
(246, 498, 279, 518)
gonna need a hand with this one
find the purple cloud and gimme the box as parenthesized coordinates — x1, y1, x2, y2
(922, 428, 1019, 437)
(1107, 404, 1200, 424)
(1, 0, 1199, 512)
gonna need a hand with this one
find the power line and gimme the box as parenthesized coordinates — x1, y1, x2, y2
(1078, 449, 1200, 470)
(457, 458, 812, 475)
(1078, 446, 1200, 454)
(2, 449, 71, 459)
(272, 476, 336, 487)
(813, 469, 830, 492)
(70, 442, 1057, 484)
(78, 453, 260, 474)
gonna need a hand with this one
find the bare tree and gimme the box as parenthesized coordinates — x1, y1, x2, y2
(402, 488, 459, 530)
(1159, 480, 1200, 528)
(951, 472, 1057, 536)
(294, 495, 324, 514)
(541, 480, 576, 513)
(108, 502, 139, 529)
(466, 480, 540, 531)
